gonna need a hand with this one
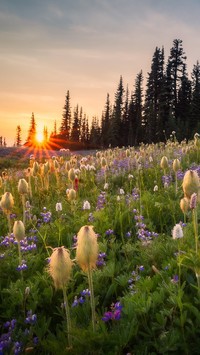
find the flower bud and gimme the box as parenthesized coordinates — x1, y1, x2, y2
(0, 192, 14, 214)
(180, 197, 190, 214)
(13, 220, 25, 242)
(160, 156, 168, 170)
(68, 168, 75, 182)
(76, 225, 98, 272)
(182, 170, 199, 199)
(66, 188, 76, 201)
(101, 157, 107, 168)
(18, 178, 29, 195)
(32, 161, 39, 176)
(49, 246, 73, 289)
(173, 159, 181, 173)
(190, 193, 197, 210)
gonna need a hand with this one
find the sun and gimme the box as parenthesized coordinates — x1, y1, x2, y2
(36, 132, 44, 143)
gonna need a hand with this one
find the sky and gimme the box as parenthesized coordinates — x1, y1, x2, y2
(1, 0, 200, 146)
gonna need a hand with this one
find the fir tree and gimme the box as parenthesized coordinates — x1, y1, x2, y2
(60, 90, 71, 140)
(16, 125, 22, 146)
(26, 112, 36, 146)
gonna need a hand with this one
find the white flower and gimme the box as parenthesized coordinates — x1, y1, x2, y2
(119, 188, 125, 195)
(56, 202, 62, 211)
(117, 196, 121, 202)
(172, 224, 183, 239)
(104, 183, 109, 190)
(149, 156, 153, 163)
(128, 174, 133, 180)
(153, 185, 158, 192)
(83, 201, 91, 210)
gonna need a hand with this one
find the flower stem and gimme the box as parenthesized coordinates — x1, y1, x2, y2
(63, 287, 72, 348)
(87, 267, 96, 331)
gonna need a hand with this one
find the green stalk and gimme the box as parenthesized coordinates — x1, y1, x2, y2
(87, 266, 96, 332)
(22, 194, 26, 226)
(192, 208, 198, 254)
(18, 241, 23, 281)
(62, 287, 72, 348)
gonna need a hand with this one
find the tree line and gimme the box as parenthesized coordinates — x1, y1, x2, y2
(16, 38, 200, 149)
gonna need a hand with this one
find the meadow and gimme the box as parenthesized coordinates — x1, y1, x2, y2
(0, 135, 200, 355)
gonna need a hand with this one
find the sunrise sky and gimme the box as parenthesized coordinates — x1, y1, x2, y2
(1, 0, 200, 146)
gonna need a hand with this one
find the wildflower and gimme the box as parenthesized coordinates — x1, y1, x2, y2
(104, 182, 109, 190)
(83, 201, 91, 210)
(25, 310, 37, 325)
(160, 156, 168, 170)
(13, 220, 25, 242)
(0, 192, 14, 214)
(66, 188, 76, 201)
(56, 202, 62, 211)
(173, 158, 181, 173)
(68, 168, 75, 183)
(119, 188, 125, 195)
(190, 192, 197, 209)
(76, 225, 98, 272)
(18, 178, 29, 195)
(171, 274, 179, 284)
(101, 157, 107, 168)
(182, 170, 199, 199)
(172, 224, 183, 239)
(153, 185, 158, 192)
(180, 197, 190, 214)
(48, 246, 73, 289)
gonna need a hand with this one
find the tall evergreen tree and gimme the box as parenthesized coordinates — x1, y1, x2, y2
(26, 112, 36, 145)
(70, 105, 80, 142)
(60, 90, 71, 140)
(101, 93, 111, 147)
(110, 76, 124, 147)
(133, 70, 143, 145)
(167, 39, 187, 122)
(190, 61, 200, 134)
(176, 64, 191, 140)
(16, 125, 22, 146)
(144, 47, 165, 143)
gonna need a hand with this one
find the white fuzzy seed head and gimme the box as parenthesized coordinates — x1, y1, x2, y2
(76, 225, 98, 272)
(13, 220, 25, 242)
(48, 246, 73, 289)
(0, 192, 14, 214)
(182, 170, 199, 199)
(18, 178, 29, 195)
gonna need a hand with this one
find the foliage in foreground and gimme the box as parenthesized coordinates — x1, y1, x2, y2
(1, 134, 200, 354)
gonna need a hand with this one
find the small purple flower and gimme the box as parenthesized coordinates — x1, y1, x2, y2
(171, 275, 179, 284)
(105, 229, 114, 236)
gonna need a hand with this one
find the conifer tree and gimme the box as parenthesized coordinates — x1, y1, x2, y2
(101, 93, 111, 147)
(60, 90, 71, 140)
(110, 76, 124, 147)
(16, 125, 22, 146)
(26, 112, 36, 146)
(70, 105, 80, 142)
(190, 61, 200, 134)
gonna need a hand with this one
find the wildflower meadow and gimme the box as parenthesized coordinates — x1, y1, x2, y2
(1, 134, 200, 354)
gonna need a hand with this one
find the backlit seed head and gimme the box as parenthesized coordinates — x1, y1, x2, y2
(173, 158, 181, 173)
(180, 197, 190, 214)
(182, 170, 199, 199)
(13, 220, 25, 242)
(101, 157, 107, 168)
(0, 192, 14, 214)
(49, 246, 73, 289)
(32, 161, 39, 176)
(190, 193, 197, 210)
(160, 156, 168, 170)
(68, 168, 75, 182)
(18, 178, 29, 195)
(76, 225, 98, 272)
(67, 188, 76, 201)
